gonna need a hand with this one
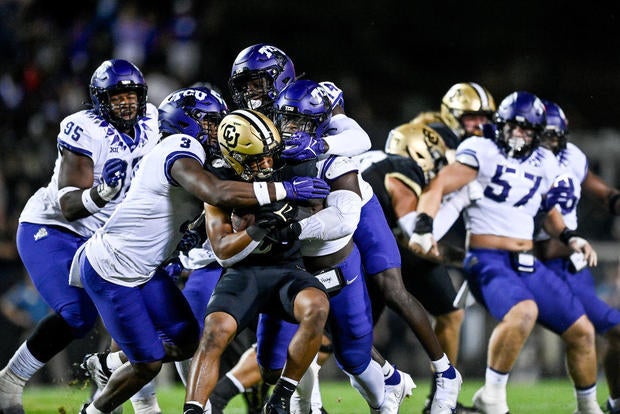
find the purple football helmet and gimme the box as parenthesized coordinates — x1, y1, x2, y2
(158, 86, 229, 158)
(89, 59, 148, 131)
(228, 44, 295, 115)
(273, 79, 332, 140)
(541, 99, 569, 154)
(494, 91, 546, 158)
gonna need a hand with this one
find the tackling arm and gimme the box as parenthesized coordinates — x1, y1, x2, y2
(171, 158, 329, 208)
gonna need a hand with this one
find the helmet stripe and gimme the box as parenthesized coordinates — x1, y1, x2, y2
(470, 82, 489, 108)
(233, 110, 274, 141)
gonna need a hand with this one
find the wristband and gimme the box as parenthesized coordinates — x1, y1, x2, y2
(57, 186, 80, 203)
(253, 182, 271, 206)
(274, 182, 287, 201)
(413, 212, 434, 234)
(559, 227, 581, 245)
(81, 189, 101, 214)
(609, 193, 620, 216)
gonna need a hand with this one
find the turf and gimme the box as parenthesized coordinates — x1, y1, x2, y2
(21, 378, 608, 413)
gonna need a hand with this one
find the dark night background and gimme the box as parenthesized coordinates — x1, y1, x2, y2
(0, 0, 619, 384)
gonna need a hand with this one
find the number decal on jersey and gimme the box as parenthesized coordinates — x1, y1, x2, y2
(180, 137, 191, 148)
(62, 121, 83, 141)
(484, 165, 542, 206)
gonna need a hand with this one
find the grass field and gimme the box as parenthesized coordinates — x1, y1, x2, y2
(21, 378, 609, 413)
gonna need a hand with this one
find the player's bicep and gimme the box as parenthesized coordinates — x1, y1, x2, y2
(434, 162, 477, 194)
(58, 150, 94, 189)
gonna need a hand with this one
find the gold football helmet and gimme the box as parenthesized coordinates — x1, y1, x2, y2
(440, 82, 496, 138)
(385, 123, 448, 183)
(217, 109, 283, 181)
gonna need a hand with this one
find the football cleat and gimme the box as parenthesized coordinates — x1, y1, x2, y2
(472, 387, 509, 414)
(80, 351, 123, 414)
(263, 400, 289, 414)
(379, 369, 416, 414)
(0, 366, 26, 414)
(431, 365, 462, 414)
(607, 400, 620, 414)
(423, 401, 481, 414)
(573, 398, 604, 414)
(81, 352, 112, 391)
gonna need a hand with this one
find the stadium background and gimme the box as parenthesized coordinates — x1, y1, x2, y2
(0, 0, 618, 386)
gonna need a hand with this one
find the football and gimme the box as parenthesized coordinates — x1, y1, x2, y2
(231, 210, 255, 232)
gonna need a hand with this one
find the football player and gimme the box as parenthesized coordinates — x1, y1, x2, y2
(0, 59, 160, 414)
(535, 100, 620, 414)
(411, 91, 603, 414)
(75, 87, 330, 414)
(183, 109, 331, 414)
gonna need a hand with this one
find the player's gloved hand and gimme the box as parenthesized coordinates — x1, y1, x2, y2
(319, 81, 344, 111)
(283, 176, 330, 201)
(97, 158, 127, 201)
(176, 229, 203, 254)
(282, 131, 327, 161)
(266, 222, 302, 244)
(254, 201, 298, 229)
(543, 174, 576, 214)
(177, 212, 206, 253)
(467, 181, 484, 202)
(409, 213, 438, 255)
(162, 258, 184, 281)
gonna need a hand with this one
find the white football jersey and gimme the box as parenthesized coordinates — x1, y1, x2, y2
(552, 142, 587, 230)
(84, 134, 206, 287)
(456, 137, 560, 239)
(19, 104, 159, 237)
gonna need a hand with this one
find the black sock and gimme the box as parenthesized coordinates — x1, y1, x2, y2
(210, 376, 241, 409)
(183, 402, 204, 414)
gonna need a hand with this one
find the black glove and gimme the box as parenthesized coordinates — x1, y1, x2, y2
(177, 212, 207, 253)
(266, 222, 302, 244)
(176, 229, 203, 253)
(254, 201, 298, 229)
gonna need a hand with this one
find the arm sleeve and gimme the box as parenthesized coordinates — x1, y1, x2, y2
(323, 115, 371, 157)
(298, 189, 362, 240)
(433, 187, 471, 240)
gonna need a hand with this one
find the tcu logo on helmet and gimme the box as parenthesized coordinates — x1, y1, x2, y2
(258, 45, 280, 58)
(167, 88, 220, 104)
